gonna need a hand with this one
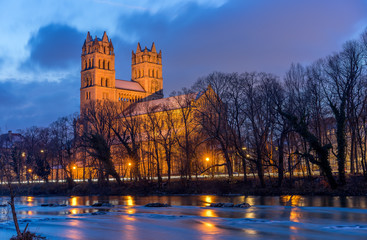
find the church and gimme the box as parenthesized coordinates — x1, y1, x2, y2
(80, 31, 164, 110)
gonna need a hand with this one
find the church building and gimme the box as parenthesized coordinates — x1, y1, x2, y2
(80, 32, 164, 111)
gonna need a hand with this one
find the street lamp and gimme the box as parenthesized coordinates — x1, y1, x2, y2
(40, 149, 44, 153)
(128, 162, 132, 166)
(205, 157, 210, 162)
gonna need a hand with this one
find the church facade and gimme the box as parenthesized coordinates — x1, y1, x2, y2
(80, 32, 164, 111)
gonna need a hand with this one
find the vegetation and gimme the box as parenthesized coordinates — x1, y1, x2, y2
(1, 30, 367, 194)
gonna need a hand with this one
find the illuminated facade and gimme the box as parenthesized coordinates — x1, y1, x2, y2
(80, 32, 163, 112)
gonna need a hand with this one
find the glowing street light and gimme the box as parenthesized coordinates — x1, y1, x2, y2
(205, 157, 210, 162)
(72, 165, 77, 170)
(40, 149, 44, 153)
(128, 162, 132, 166)
(28, 169, 32, 173)
(21, 152, 26, 157)
(246, 154, 250, 158)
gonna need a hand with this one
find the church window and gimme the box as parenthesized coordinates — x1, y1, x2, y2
(101, 78, 104, 86)
(152, 70, 154, 78)
(103, 60, 105, 69)
(108, 61, 110, 70)
(148, 69, 151, 77)
(106, 78, 108, 87)
(156, 70, 159, 78)
(104, 47, 106, 54)
(99, 59, 101, 68)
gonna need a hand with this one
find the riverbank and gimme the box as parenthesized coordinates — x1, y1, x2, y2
(1, 176, 367, 197)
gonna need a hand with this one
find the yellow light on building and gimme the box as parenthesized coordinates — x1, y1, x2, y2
(128, 162, 132, 166)
(72, 166, 77, 170)
(28, 169, 32, 173)
(22, 152, 26, 157)
(246, 154, 250, 158)
(205, 157, 210, 162)
(40, 149, 44, 153)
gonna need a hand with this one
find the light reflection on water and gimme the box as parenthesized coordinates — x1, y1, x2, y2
(0, 195, 366, 240)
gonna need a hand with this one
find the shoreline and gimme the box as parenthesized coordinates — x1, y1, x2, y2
(1, 177, 367, 197)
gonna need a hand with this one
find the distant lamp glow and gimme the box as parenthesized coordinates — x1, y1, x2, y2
(40, 149, 44, 153)
(242, 147, 247, 150)
(28, 169, 32, 173)
(246, 154, 250, 158)
(128, 162, 132, 166)
(205, 157, 210, 162)
(72, 165, 77, 170)
(21, 152, 26, 157)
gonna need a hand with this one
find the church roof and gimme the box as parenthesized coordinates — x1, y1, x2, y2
(124, 92, 201, 116)
(115, 79, 145, 92)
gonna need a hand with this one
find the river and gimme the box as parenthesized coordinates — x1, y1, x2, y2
(0, 195, 366, 239)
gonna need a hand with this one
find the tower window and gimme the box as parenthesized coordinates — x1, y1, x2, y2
(103, 60, 105, 69)
(106, 78, 108, 87)
(99, 59, 101, 68)
(101, 78, 104, 86)
(108, 61, 110, 70)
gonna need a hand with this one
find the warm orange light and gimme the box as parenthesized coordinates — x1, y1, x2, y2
(242, 147, 247, 150)
(246, 154, 250, 158)
(28, 169, 32, 173)
(205, 157, 210, 162)
(128, 162, 132, 166)
(21, 152, 26, 157)
(72, 166, 76, 170)
(40, 149, 44, 153)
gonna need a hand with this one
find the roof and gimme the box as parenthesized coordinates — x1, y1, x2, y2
(124, 92, 201, 116)
(0, 131, 22, 148)
(115, 79, 145, 92)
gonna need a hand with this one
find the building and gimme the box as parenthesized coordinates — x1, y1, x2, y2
(80, 32, 163, 111)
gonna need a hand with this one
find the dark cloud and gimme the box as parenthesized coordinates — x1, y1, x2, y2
(115, 0, 367, 95)
(0, 76, 79, 131)
(20, 24, 85, 71)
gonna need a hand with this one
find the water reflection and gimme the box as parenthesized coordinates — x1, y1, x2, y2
(201, 209, 218, 218)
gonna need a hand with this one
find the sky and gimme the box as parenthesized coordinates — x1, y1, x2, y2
(0, 0, 366, 131)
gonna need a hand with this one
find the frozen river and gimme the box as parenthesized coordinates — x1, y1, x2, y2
(0, 195, 367, 239)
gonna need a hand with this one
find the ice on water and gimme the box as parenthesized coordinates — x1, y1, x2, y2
(0, 196, 367, 240)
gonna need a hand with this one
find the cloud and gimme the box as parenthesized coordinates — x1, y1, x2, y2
(113, 0, 367, 95)
(20, 24, 85, 71)
(0, 75, 80, 131)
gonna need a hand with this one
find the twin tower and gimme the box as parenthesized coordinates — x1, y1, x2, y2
(80, 31, 163, 110)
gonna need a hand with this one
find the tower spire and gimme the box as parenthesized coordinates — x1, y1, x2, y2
(151, 42, 156, 53)
(102, 31, 108, 42)
(86, 31, 92, 42)
(136, 42, 142, 53)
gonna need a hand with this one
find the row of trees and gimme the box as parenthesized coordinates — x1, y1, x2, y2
(1, 30, 366, 189)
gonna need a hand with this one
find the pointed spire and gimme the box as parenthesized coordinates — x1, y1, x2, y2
(136, 42, 141, 53)
(109, 39, 114, 49)
(151, 42, 156, 53)
(86, 31, 92, 42)
(102, 31, 108, 42)
(144, 46, 148, 52)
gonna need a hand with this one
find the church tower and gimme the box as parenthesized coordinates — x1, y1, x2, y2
(131, 43, 163, 100)
(80, 31, 115, 111)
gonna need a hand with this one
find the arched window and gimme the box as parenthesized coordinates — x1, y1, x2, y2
(156, 70, 158, 78)
(108, 61, 110, 70)
(152, 70, 154, 78)
(103, 60, 105, 69)
(106, 78, 108, 87)
(104, 47, 106, 54)
(148, 69, 151, 77)
(99, 59, 101, 68)
(139, 70, 141, 78)
(101, 78, 104, 86)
